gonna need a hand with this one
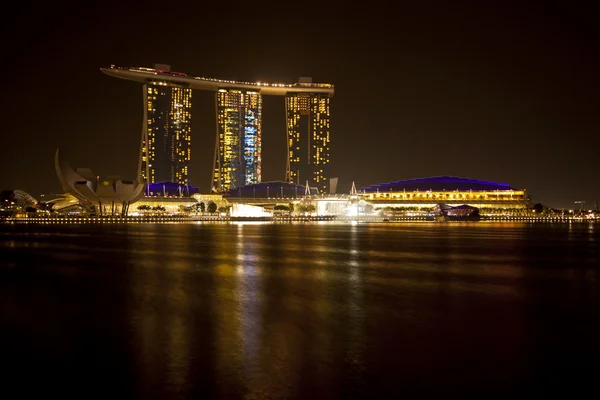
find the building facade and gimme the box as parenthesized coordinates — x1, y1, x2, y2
(102, 66, 333, 193)
(361, 176, 529, 210)
(285, 88, 331, 193)
(140, 81, 191, 185)
(212, 89, 262, 192)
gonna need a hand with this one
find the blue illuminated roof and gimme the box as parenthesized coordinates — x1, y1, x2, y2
(146, 181, 199, 196)
(147, 181, 197, 190)
(361, 176, 519, 192)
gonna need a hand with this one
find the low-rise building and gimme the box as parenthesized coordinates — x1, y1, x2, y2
(361, 176, 529, 212)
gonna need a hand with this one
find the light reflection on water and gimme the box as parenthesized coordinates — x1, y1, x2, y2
(0, 222, 599, 398)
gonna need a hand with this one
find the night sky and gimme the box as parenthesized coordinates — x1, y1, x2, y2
(1, 1, 598, 208)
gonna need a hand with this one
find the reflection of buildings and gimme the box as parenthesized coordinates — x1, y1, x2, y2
(285, 83, 331, 194)
(101, 66, 334, 193)
(212, 90, 262, 192)
(126, 226, 195, 398)
(141, 75, 192, 185)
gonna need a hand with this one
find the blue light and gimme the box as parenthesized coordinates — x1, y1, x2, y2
(360, 176, 516, 192)
(145, 181, 199, 197)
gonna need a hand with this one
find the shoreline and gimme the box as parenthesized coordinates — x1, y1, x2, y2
(2, 215, 598, 224)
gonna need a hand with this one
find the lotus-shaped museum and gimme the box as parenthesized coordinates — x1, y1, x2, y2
(55, 149, 145, 216)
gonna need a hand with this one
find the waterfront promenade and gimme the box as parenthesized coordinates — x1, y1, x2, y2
(3, 215, 598, 224)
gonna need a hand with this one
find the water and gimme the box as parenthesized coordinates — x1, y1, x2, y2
(0, 222, 598, 399)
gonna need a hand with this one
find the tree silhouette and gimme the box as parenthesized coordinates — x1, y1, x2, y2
(532, 203, 544, 213)
(207, 201, 217, 213)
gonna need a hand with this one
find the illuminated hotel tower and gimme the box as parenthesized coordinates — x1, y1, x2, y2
(101, 66, 333, 192)
(212, 89, 262, 192)
(141, 81, 191, 184)
(285, 84, 331, 193)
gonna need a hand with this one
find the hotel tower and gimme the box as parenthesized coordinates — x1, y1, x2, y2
(285, 79, 331, 193)
(101, 65, 333, 193)
(141, 79, 191, 185)
(212, 89, 262, 192)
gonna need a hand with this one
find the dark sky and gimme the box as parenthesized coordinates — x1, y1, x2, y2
(1, 1, 598, 208)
